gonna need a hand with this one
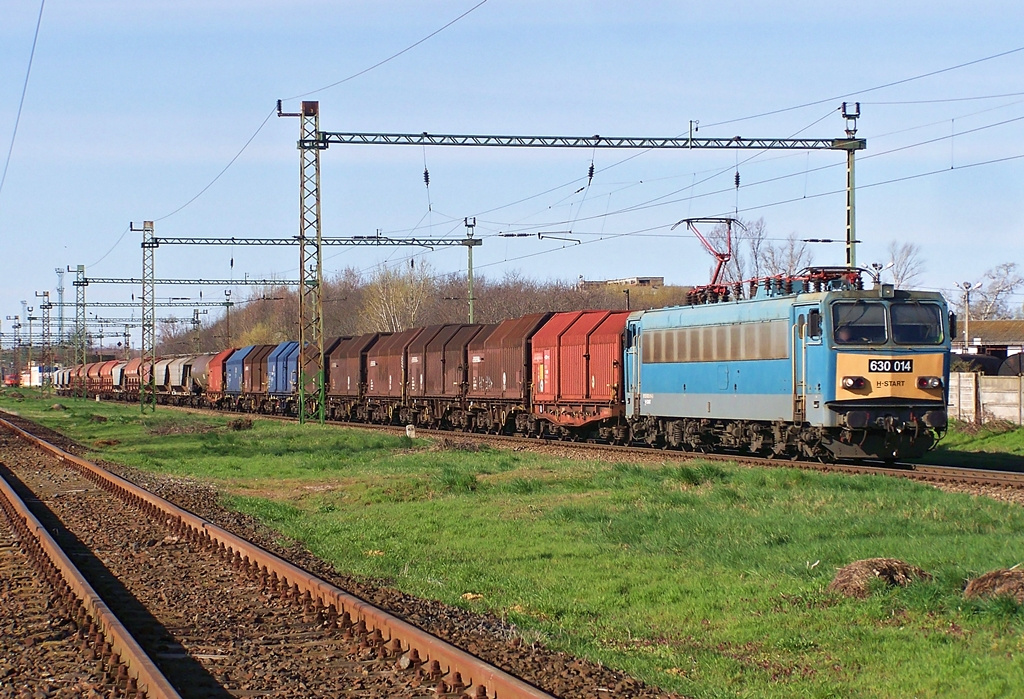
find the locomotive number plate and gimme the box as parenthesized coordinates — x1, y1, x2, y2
(868, 359, 913, 373)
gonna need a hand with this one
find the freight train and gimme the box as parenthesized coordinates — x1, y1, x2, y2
(55, 268, 951, 461)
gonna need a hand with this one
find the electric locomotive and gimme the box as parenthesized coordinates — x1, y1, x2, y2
(624, 268, 949, 461)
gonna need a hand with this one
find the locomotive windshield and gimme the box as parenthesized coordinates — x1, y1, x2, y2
(832, 301, 887, 344)
(831, 300, 944, 345)
(891, 303, 943, 344)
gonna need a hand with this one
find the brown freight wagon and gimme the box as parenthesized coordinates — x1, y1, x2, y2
(242, 344, 276, 392)
(122, 358, 143, 397)
(405, 324, 491, 428)
(364, 328, 423, 423)
(85, 364, 104, 397)
(466, 312, 551, 432)
(96, 359, 119, 397)
(326, 334, 385, 420)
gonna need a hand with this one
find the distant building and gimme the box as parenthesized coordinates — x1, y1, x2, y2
(953, 319, 1024, 358)
(579, 276, 664, 290)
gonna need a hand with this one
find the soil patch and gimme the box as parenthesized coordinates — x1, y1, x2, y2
(964, 569, 1024, 603)
(147, 422, 218, 436)
(227, 417, 254, 431)
(431, 437, 488, 453)
(828, 558, 931, 598)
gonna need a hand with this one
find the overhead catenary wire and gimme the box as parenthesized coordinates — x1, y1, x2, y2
(168, 46, 1024, 296)
(0, 0, 46, 209)
(284, 0, 490, 100)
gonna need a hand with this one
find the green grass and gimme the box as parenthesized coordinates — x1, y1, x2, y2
(4, 389, 1024, 698)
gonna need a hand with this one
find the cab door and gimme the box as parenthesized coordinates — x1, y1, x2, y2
(792, 305, 823, 424)
(624, 319, 641, 418)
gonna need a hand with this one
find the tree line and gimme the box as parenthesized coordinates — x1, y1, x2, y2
(152, 216, 1022, 354)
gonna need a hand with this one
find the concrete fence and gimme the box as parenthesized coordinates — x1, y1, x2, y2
(948, 372, 1024, 425)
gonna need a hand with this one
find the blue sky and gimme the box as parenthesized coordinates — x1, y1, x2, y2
(2, 1, 1023, 344)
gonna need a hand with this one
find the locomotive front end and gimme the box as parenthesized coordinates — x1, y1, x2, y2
(825, 287, 950, 460)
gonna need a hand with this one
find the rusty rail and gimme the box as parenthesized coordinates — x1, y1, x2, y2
(0, 460, 181, 698)
(0, 416, 554, 699)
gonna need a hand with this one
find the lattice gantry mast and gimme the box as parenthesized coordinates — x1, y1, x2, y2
(274, 101, 865, 423)
(72, 265, 87, 393)
(134, 221, 157, 413)
(278, 100, 327, 424)
(35, 291, 51, 393)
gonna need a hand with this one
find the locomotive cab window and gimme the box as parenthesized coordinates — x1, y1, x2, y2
(806, 309, 822, 341)
(891, 303, 943, 344)
(832, 301, 887, 344)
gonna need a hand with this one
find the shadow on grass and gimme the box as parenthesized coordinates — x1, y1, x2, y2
(913, 448, 1024, 471)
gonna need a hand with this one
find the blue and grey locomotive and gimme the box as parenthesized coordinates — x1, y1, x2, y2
(623, 268, 949, 461)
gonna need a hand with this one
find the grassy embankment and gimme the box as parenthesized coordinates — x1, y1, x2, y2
(2, 389, 1023, 698)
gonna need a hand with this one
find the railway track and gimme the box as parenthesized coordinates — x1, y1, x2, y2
(0, 416, 579, 699)
(212, 407, 1024, 493)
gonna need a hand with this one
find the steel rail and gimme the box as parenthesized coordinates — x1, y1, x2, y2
(0, 451, 181, 699)
(0, 417, 554, 699)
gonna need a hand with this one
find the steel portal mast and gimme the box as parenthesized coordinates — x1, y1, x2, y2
(277, 100, 865, 428)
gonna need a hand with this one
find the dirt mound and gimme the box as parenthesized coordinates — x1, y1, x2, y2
(227, 417, 254, 431)
(828, 558, 932, 598)
(964, 569, 1024, 603)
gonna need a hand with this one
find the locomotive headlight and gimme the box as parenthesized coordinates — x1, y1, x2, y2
(841, 376, 867, 390)
(917, 376, 943, 389)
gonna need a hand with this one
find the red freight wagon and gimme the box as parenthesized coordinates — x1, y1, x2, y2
(467, 313, 551, 401)
(581, 311, 630, 403)
(531, 310, 629, 428)
(530, 311, 585, 404)
(365, 328, 423, 399)
(122, 358, 143, 395)
(206, 348, 236, 396)
(86, 362, 105, 395)
(97, 359, 119, 395)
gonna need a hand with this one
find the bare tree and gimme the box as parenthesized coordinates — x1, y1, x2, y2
(973, 262, 1024, 320)
(762, 232, 814, 278)
(358, 261, 435, 332)
(885, 241, 925, 289)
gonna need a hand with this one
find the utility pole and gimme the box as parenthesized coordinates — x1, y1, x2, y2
(463, 217, 481, 323)
(841, 102, 861, 269)
(955, 281, 983, 349)
(224, 290, 232, 346)
(191, 308, 207, 353)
